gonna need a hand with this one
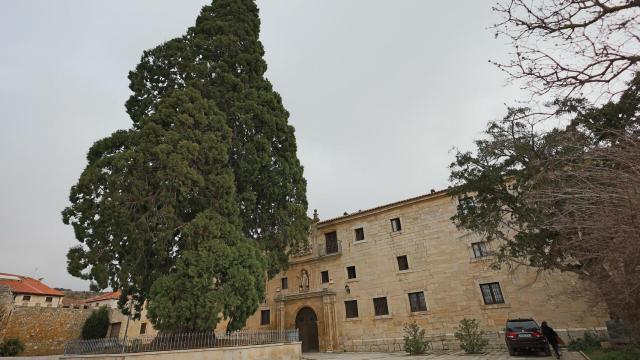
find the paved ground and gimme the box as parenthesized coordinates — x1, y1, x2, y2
(303, 349, 583, 360)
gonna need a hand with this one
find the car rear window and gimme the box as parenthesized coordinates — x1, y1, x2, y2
(507, 320, 539, 332)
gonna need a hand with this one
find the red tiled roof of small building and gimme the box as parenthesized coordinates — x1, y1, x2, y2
(0, 272, 64, 297)
(83, 290, 121, 303)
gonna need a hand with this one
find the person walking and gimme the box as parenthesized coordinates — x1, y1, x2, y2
(541, 321, 561, 359)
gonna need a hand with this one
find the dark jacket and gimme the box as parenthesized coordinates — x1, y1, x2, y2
(541, 324, 558, 345)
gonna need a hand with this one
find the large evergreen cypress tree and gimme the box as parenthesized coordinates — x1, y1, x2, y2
(64, 0, 308, 331)
(126, 0, 309, 276)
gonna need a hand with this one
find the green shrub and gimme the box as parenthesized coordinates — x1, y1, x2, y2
(82, 305, 110, 339)
(403, 321, 428, 354)
(568, 331, 601, 351)
(454, 318, 489, 354)
(586, 348, 640, 360)
(0, 338, 25, 357)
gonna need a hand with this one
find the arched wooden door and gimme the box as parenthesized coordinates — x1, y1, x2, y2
(295, 307, 319, 352)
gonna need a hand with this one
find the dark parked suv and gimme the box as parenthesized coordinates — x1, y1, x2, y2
(505, 318, 551, 356)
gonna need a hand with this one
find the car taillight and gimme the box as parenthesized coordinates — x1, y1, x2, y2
(532, 330, 543, 338)
(506, 331, 518, 339)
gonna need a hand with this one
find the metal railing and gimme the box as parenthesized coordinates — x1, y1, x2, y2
(63, 329, 299, 355)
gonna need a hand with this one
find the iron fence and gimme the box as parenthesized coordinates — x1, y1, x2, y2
(63, 329, 299, 355)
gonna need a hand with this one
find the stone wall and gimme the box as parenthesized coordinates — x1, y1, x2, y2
(61, 342, 302, 360)
(242, 192, 611, 352)
(1, 305, 93, 355)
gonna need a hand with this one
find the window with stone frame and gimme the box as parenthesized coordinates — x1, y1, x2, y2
(408, 291, 427, 312)
(45, 296, 53, 303)
(325, 231, 339, 254)
(22, 295, 31, 302)
(390, 218, 402, 232)
(281, 277, 288, 290)
(397, 255, 409, 271)
(140, 323, 147, 334)
(480, 282, 505, 305)
(344, 300, 359, 318)
(346, 266, 357, 279)
(261, 309, 271, 325)
(321, 270, 329, 284)
(471, 242, 490, 258)
(354, 227, 365, 241)
(373, 297, 389, 316)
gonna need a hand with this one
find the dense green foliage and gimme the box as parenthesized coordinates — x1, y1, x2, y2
(82, 306, 110, 339)
(454, 318, 488, 354)
(63, 0, 306, 331)
(403, 321, 428, 354)
(568, 331, 601, 352)
(0, 338, 24, 357)
(448, 75, 640, 272)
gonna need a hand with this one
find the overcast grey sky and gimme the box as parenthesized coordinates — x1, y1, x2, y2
(0, 1, 524, 290)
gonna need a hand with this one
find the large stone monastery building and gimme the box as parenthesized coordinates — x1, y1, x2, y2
(242, 189, 609, 352)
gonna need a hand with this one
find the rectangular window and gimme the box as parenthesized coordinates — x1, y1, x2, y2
(391, 218, 402, 232)
(140, 323, 147, 335)
(408, 292, 427, 312)
(373, 297, 389, 316)
(480, 282, 505, 305)
(325, 231, 339, 254)
(344, 300, 359, 318)
(321, 271, 329, 284)
(397, 255, 409, 271)
(354, 227, 365, 241)
(281, 277, 288, 290)
(346, 266, 357, 279)
(22, 295, 31, 302)
(45, 296, 53, 303)
(471, 242, 489, 258)
(458, 195, 475, 215)
(261, 309, 271, 325)
(109, 322, 121, 338)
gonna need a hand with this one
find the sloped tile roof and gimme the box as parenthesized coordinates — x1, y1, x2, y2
(0, 272, 64, 296)
(83, 290, 121, 303)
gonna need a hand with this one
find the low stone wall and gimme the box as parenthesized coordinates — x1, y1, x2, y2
(341, 327, 610, 352)
(61, 342, 302, 360)
(1, 305, 93, 355)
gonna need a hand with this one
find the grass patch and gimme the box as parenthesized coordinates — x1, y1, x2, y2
(584, 347, 640, 360)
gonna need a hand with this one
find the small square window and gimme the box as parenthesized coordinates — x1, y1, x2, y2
(354, 227, 365, 241)
(281, 277, 288, 290)
(480, 282, 505, 305)
(22, 295, 31, 302)
(346, 266, 357, 279)
(373, 297, 389, 316)
(391, 218, 402, 232)
(140, 323, 147, 335)
(397, 255, 409, 271)
(471, 242, 490, 258)
(45, 296, 53, 303)
(261, 309, 271, 325)
(408, 292, 427, 312)
(321, 271, 329, 284)
(344, 300, 359, 318)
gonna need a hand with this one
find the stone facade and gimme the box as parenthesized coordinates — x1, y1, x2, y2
(241, 191, 610, 352)
(0, 305, 93, 355)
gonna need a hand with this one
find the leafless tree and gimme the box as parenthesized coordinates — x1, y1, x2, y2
(493, 0, 640, 99)
(531, 133, 640, 337)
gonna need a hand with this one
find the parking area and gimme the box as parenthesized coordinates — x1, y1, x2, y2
(303, 349, 583, 360)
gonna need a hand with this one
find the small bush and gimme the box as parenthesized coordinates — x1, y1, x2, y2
(454, 318, 489, 354)
(0, 338, 25, 357)
(568, 331, 601, 351)
(403, 321, 428, 354)
(82, 305, 110, 339)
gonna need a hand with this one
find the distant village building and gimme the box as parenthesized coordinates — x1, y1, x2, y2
(84, 290, 156, 339)
(241, 190, 610, 352)
(0, 273, 64, 307)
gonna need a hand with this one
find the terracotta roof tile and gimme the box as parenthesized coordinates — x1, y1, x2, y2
(83, 290, 121, 303)
(0, 273, 64, 297)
